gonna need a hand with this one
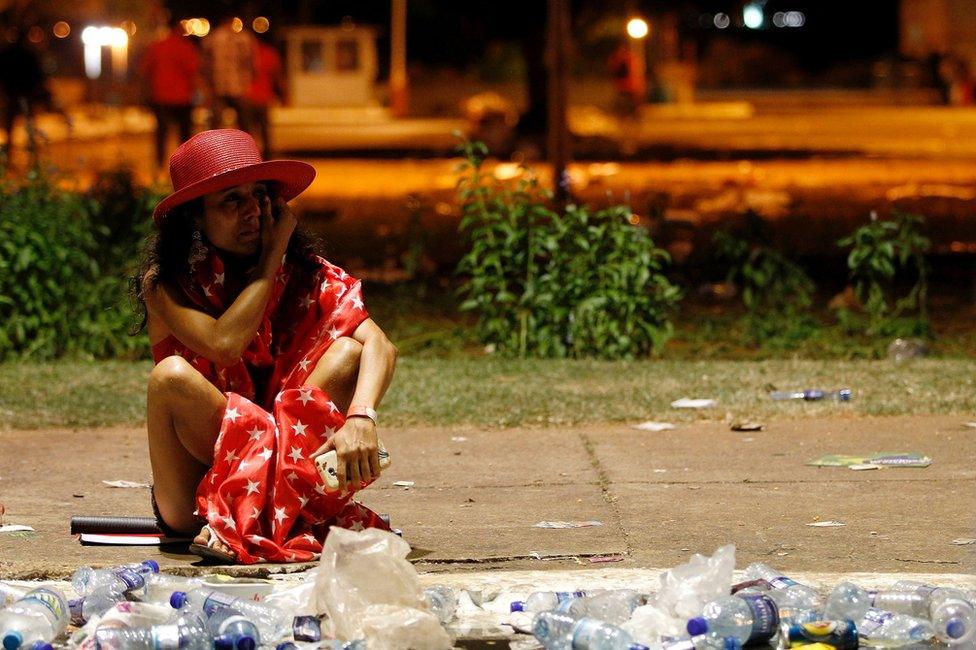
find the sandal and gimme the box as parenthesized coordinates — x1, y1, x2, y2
(188, 524, 237, 564)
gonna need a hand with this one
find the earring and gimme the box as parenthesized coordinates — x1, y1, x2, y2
(188, 229, 208, 268)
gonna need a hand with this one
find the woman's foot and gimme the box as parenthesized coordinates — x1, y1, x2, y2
(191, 525, 236, 563)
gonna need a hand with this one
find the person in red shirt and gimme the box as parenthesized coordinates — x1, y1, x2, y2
(244, 34, 284, 159)
(140, 17, 201, 168)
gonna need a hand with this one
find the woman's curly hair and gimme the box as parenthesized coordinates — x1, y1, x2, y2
(130, 193, 323, 334)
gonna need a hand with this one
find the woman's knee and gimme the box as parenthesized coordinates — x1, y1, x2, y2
(148, 355, 198, 397)
(330, 337, 363, 369)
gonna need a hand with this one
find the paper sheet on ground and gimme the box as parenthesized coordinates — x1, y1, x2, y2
(0, 525, 33, 533)
(806, 452, 931, 468)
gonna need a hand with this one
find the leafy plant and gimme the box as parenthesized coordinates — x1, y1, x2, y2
(713, 227, 817, 346)
(0, 167, 154, 360)
(837, 211, 930, 336)
(455, 139, 680, 359)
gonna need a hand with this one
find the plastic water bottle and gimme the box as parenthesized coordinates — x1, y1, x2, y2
(72, 560, 160, 597)
(786, 620, 859, 649)
(0, 588, 70, 650)
(857, 608, 934, 646)
(170, 590, 288, 641)
(511, 591, 586, 613)
(93, 612, 211, 650)
(555, 590, 644, 625)
(0, 585, 25, 609)
(769, 389, 852, 401)
(206, 608, 260, 650)
(646, 637, 740, 650)
(68, 587, 126, 624)
(876, 581, 975, 645)
(686, 594, 780, 646)
(141, 574, 203, 605)
(743, 564, 821, 624)
(423, 586, 458, 624)
(532, 611, 646, 650)
(824, 582, 872, 622)
(276, 642, 364, 650)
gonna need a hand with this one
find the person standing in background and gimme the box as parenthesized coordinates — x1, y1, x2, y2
(202, 14, 257, 133)
(245, 33, 284, 159)
(140, 16, 201, 170)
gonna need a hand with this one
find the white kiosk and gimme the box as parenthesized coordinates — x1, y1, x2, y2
(283, 25, 379, 107)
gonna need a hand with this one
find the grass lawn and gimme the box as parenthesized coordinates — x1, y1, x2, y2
(2, 357, 975, 429)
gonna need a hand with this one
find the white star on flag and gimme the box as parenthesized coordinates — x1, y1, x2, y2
(248, 506, 261, 520)
(258, 446, 273, 461)
(247, 426, 264, 441)
(339, 269, 348, 280)
(286, 471, 299, 482)
(349, 521, 365, 532)
(214, 272, 225, 285)
(221, 514, 236, 529)
(314, 484, 326, 495)
(327, 401, 338, 414)
(303, 533, 317, 543)
(288, 446, 304, 463)
(292, 420, 308, 436)
(298, 358, 312, 372)
(203, 284, 212, 297)
(328, 327, 341, 340)
(297, 389, 314, 405)
(287, 553, 297, 561)
(301, 294, 315, 309)
(298, 494, 309, 507)
(224, 407, 241, 422)
(324, 426, 336, 437)
(224, 450, 238, 464)
(238, 458, 251, 471)
(246, 534, 264, 543)
(245, 479, 260, 495)
(273, 506, 288, 525)
(267, 412, 275, 423)
(208, 505, 219, 519)
(351, 295, 364, 310)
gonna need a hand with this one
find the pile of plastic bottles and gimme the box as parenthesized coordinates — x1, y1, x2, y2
(516, 562, 976, 649)
(0, 560, 456, 650)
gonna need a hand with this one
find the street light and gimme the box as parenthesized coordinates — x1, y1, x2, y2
(625, 17, 649, 110)
(626, 17, 649, 40)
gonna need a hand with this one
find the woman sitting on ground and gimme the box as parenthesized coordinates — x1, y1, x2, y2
(134, 129, 397, 564)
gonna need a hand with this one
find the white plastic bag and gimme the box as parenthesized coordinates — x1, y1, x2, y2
(624, 544, 735, 644)
(315, 527, 451, 650)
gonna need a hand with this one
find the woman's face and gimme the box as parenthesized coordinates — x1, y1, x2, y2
(200, 181, 270, 257)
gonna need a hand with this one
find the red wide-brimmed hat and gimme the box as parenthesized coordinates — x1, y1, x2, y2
(152, 129, 316, 224)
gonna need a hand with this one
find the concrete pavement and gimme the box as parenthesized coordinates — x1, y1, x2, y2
(1, 415, 973, 579)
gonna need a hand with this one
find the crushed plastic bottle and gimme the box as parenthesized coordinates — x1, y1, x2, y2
(555, 591, 645, 626)
(511, 591, 587, 613)
(71, 561, 160, 598)
(92, 612, 211, 650)
(170, 590, 289, 642)
(686, 594, 780, 647)
(0, 585, 25, 609)
(0, 588, 70, 650)
(743, 564, 821, 624)
(205, 608, 259, 650)
(68, 588, 126, 625)
(857, 608, 934, 647)
(141, 574, 204, 605)
(533, 611, 648, 650)
(422, 586, 458, 624)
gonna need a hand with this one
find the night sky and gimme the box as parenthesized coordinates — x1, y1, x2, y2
(163, 0, 901, 75)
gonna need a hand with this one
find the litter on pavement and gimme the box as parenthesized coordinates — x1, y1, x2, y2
(533, 521, 603, 529)
(670, 398, 717, 409)
(807, 452, 932, 468)
(631, 421, 676, 431)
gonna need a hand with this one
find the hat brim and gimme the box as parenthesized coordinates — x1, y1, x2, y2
(152, 160, 316, 224)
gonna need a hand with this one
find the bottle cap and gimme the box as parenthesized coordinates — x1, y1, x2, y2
(142, 560, 160, 573)
(510, 601, 525, 612)
(687, 617, 708, 637)
(838, 389, 853, 401)
(2, 631, 23, 650)
(237, 636, 257, 650)
(724, 638, 742, 650)
(170, 591, 187, 608)
(947, 618, 966, 639)
(214, 637, 234, 650)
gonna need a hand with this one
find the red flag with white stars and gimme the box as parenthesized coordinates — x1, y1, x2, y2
(152, 245, 389, 563)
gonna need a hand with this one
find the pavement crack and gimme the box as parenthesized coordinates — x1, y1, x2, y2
(578, 431, 634, 558)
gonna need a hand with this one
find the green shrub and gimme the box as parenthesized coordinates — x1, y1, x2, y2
(837, 211, 930, 337)
(455, 140, 680, 359)
(713, 226, 818, 346)
(0, 167, 154, 360)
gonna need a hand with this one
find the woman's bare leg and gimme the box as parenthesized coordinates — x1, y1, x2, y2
(146, 355, 232, 554)
(305, 337, 362, 413)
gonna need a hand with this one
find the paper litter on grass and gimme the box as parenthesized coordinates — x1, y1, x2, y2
(632, 421, 676, 431)
(0, 525, 34, 533)
(952, 538, 976, 546)
(806, 521, 845, 527)
(392, 481, 415, 488)
(670, 398, 717, 409)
